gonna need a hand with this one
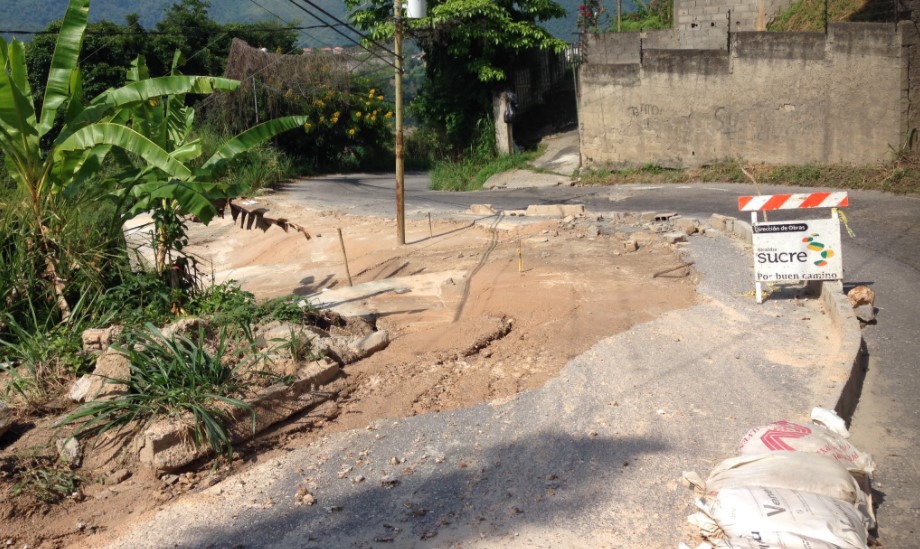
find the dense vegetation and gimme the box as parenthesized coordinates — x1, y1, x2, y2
(0, 0, 308, 433)
(768, 0, 902, 31)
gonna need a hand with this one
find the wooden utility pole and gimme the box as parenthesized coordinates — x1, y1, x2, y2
(395, 4, 406, 245)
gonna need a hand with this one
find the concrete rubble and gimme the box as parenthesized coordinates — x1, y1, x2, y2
(69, 349, 132, 403)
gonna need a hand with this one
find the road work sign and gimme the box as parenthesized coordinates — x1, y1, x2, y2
(738, 192, 849, 303)
(752, 218, 843, 282)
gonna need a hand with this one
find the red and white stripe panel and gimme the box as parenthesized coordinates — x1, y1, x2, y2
(738, 192, 849, 212)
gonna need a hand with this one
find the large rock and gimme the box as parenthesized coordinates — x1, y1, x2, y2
(348, 331, 390, 360)
(69, 349, 131, 403)
(847, 285, 876, 307)
(854, 304, 877, 323)
(57, 436, 82, 466)
(160, 317, 208, 339)
(81, 326, 122, 352)
(319, 330, 390, 365)
(254, 321, 325, 348)
(0, 402, 14, 438)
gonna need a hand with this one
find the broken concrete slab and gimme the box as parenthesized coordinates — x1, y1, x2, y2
(482, 170, 572, 190)
(664, 232, 688, 244)
(347, 331, 390, 360)
(469, 204, 497, 215)
(708, 213, 734, 233)
(623, 240, 639, 253)
(673, 218, 700, 235)
(137, 359, 340, 471)
(524, 204, 585, 218)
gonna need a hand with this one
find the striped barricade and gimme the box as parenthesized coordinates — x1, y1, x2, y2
(739, 192, 849, 303)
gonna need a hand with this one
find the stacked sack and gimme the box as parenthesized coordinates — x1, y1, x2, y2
(680, 408, 876, 549)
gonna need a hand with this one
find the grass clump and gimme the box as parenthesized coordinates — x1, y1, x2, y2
(580, 149, 920, 194)
(61, 324, 255, 459)
(430, 117, 545, 192)
(768, 0, 896, 31)
(2, 454, 81, 504)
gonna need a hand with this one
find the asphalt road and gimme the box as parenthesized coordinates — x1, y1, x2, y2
(283, 173, 920, 546)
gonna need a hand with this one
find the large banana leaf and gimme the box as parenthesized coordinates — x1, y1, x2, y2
(127, 179, 220, 224)
(64, 67, 85, 124)
(56, 123, 192, 181)
(0, 39, 40, 182)
(38, 0, 89, 138)
(58, 76, 240, 144)
(201, 116, 308, 175)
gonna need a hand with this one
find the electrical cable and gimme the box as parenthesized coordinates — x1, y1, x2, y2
(295, 0, 397, 57)
(281, 0, 399, 70)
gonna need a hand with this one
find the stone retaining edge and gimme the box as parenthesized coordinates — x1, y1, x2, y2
(138, 358, 341, 472)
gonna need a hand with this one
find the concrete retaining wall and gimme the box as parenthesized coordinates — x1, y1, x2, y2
(579, 23, 912, 168)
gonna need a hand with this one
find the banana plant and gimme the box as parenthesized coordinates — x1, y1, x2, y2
(117, 52, 307, 274)
(0, 0, 305, 319)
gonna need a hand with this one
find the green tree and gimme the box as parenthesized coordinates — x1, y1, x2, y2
(24, 1, 298, 99)
(346, 0, 567, 149)
(152, 0, 298, 77)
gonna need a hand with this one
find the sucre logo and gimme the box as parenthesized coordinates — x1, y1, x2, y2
(802, 233, 835, 267)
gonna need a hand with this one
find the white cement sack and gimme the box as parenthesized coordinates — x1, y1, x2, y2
(738, 420, 875, 474)
(695, 487, 869, 549)
(707, 537, 845, 549)
(810, 407, 849, 438)
(701, 453, 874, 528)
(685, 513, 846, 549)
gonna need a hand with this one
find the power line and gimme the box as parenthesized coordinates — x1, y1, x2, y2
(296, 0, 397, 57)
(282, 0, 399, 70)
(244, 0, 342, 52)
(0, 24, 342, 36)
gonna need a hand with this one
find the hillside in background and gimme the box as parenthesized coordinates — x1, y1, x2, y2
(0, 0, 639, 47)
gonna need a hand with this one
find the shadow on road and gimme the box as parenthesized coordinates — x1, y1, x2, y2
(193, 431, 669, 547)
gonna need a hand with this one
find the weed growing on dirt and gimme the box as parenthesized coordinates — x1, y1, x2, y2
(1, 297, 102, 409)
(2, 454, 81, 504)
(61, 325, 255, 458)
(429, 116, 546, 192)
(430, 148, 544, 191)
(271, 326, 324, 363)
